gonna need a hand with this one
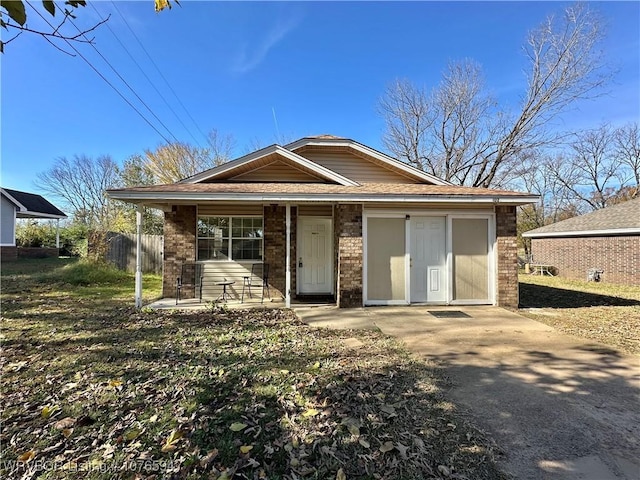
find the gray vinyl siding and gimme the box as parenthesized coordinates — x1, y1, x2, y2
(1, 196, 16, 245)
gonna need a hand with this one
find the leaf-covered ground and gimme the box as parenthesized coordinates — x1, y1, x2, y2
(519, 274, 640, 355)
(0, 258, 506, 479)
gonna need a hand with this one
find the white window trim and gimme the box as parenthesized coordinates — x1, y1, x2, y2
(197, 214, 264, 262)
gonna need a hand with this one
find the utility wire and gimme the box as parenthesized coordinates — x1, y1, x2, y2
(65, 9, 181, 143)
(27, 2, 174, 144)
(90, 2, 205, 149)
(111, 1, 210, 146)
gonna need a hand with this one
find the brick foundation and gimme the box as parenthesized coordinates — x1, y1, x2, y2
(495, 206, 519, 308)
(163, 205, 197, 298)
(1, 246, 17, 261)
(531, 235, 639, 285)
(335, 204, 363, 308)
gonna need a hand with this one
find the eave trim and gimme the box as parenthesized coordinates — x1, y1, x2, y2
(523, 227, 640, 238)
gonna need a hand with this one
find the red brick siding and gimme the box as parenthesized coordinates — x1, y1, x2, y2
(531, 235, 639, 285)
(336, 204, 363, 308)
(163, 205, 197, 298)
(0, 246, 17, 260)
(495, 206, 519, 308)
(263, 205, 286, 299)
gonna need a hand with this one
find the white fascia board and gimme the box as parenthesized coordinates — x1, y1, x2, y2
(523, 228, 640, 238)
(107, 191, 539, 205)
(284, 138, 453, 186)
(17, 211, 67, 219)
(181, 145, 359, 186)
(0, 189, 27, 211)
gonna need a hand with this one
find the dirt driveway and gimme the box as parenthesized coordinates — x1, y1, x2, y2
(296, 305, 640, 480)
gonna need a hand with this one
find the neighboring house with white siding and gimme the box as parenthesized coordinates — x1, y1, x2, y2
(523, 198, 640, 285)
(107, 135, 538, 308)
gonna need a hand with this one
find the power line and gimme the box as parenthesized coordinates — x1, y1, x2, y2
(26, 2, 174, 144)
(90, 2, 205, 149)
(110, 1, 210, 146)
(65, 9, 182, 143)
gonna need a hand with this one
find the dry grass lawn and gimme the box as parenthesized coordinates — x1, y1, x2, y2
(1, 258, 506, 480)
(519, 274, 640, 355)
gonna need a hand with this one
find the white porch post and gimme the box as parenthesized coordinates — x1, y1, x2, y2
(135, 204, 143, 309)
(285, 203, 291, 308)
(55, 219, 60, 249)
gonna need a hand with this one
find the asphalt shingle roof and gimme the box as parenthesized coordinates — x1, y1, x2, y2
(2, 188, 66, 217)
(107, 182, 531, 197)
(523, 198, 640, 237)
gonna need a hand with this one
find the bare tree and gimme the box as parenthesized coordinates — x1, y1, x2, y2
(35, 154, 121, 229)
(380, 3, 611, 188)
(206, 129, 236, 165)
(546, 124, 627, 210)
(380, 79, 435, 172)
(614, 122, 640, 198)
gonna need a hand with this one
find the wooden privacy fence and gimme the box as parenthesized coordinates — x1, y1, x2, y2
(106, 232, 163, 274)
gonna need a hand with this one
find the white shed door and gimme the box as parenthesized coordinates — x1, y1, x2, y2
(410, 216, 446, 303)
(298, 217, 333, 294)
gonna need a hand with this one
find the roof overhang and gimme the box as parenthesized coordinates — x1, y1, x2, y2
(1, 188, 66, 219)
(180, 144, 359, 186)
(523, 228, 640, 238)
(108, 190, 539, 207)
(285, 137, 453, 186)
(16, 211, 67, 219)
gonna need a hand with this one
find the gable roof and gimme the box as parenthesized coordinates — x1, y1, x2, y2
(180, 144, 359, 186)
(1, 188, 67, 219)
(523, 198, 640, 238)
(285, 136, 452, 185)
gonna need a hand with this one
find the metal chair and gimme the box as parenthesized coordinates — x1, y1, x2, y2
(176, 262, 203, 304)
(241, 263, 270, 303)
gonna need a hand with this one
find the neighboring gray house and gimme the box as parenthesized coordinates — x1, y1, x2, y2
(1, 188, 67, 259)
(522, 198, 640, 284)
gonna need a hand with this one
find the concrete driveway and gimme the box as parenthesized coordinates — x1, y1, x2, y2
(295, 305, 640, 480)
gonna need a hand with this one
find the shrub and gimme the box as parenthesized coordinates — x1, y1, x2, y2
(49, 259, 130, 285)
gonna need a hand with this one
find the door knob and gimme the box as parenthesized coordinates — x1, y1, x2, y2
(298, 257, 303, 268)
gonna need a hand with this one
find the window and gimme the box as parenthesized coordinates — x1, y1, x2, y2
(197, 216, 263, 261)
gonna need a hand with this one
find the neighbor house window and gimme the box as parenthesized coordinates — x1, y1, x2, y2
(197, 216, 263, 261)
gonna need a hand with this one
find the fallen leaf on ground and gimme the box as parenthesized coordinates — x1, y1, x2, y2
(18, 450, 36, 462)
(379, 441, 394, 453)
(54, 417, 76, 430)
(41, 405, 60, 418)
(229, 422, 247, 432)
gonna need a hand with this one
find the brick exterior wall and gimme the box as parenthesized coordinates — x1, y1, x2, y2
(263, 205, 286, 299)
(495, 206, 519, 308)
(335, 204, 363, 308)
(163, 205, 197, 298)
(531, 235, 639, 285)
(0, 246, 17, 261)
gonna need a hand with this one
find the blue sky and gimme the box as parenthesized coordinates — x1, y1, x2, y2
(2, 1, 639, 195)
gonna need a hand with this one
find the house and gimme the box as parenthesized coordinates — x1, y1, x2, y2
(1, 188, 67, 260)
(107, 136, 538, 308)
(522, 198, 640, 285)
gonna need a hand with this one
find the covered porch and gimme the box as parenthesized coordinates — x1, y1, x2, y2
(128, 201, 360, 309)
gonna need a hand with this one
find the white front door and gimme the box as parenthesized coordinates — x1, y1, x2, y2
(298, 217, 333, 294)
(410, 216, 446, 303)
